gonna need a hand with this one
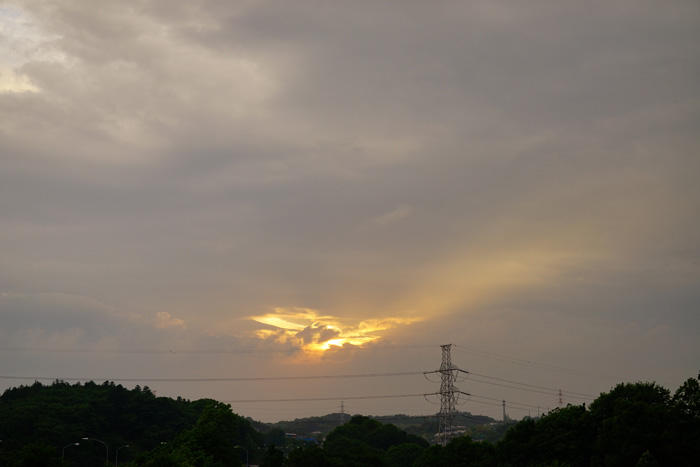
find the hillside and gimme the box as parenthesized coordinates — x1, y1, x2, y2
(2, 373, 699, 466)
(263, 411, 499, 442)
(0, 380, 261, 466)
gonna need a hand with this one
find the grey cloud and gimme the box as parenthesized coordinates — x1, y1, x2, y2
(0, 292, 192, 347)
(295, 324, 340, 345)
(184, 2, 700, 132)
(0, 292, 116, 337)
(1, 0, 699, 420)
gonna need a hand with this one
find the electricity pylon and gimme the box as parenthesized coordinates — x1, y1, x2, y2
(435, 344, 469, 446)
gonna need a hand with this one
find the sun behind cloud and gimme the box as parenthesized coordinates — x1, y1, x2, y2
(249, 307, 421, 355)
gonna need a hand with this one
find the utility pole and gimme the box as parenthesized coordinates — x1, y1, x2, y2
(502, 400, 506, 423)
(434, 344, 469, 446)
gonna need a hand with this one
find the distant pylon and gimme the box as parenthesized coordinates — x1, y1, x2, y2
(435, 344, 468, 446)
(559, 389, 563, 407)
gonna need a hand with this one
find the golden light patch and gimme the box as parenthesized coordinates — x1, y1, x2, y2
(0, 69, 40, 93)
(253, 315, 306, 331)
(249, 307, 420, 355)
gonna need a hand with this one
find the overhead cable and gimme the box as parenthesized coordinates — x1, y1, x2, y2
(0, 371, 424, 383)
(224, 393, 426, 403)
(452, 344, 617, 380)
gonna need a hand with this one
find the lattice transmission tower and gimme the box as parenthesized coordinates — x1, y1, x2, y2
(435, 344, 469, 446)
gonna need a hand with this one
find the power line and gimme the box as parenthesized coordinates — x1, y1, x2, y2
(468, 371, 597, 398)
(0, 371, 424, 383)
(224, 393, 427, 403)
(0, 368, 598, 402)
(242, 389, 586, 414)
(1, 342, 618, 381)
(1, 343, 612, 418)
(0, 376, 592, 418)
(452, 344, 617, 380)
(466, 393, 546, 412)
(466, 375, 595, 400)
(424, 369, 596, 401)
(1, 342, 618, 382)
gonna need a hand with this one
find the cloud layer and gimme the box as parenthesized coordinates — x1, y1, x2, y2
(1, 0, 699, 421)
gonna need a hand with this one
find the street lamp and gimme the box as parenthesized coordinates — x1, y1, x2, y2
(116, 445, 129, 466)
(62, 443, 79, 461)
(234, 445, 248, 467)
(82, 437, 108, 464)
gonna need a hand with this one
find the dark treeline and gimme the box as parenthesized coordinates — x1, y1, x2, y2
(284, 373, 700, 467)
(1, 372, 698, 466)
(0, 380, 261, 466)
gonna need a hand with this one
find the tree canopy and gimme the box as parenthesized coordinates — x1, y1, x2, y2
(1, 373, 699, 466)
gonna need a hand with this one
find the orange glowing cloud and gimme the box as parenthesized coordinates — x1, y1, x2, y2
(249, 307, 421, 354)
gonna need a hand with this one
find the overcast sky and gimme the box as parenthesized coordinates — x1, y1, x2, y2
(1, 0, 699, 423)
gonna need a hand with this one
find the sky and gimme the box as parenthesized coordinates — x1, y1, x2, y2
(1, 0, 699, 424)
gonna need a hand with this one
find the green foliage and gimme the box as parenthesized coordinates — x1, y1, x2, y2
(412, 436, 497, 467)
(0, 381, 260, 466)
(495, 417, 536, 466)
(673, 372, 700, 419)
(385, 443, 425, 467)
(325, 415, 428, 451)
(443, 436, 496, 467)
(266, 412, 496, 444)
(137, 451, 182, 467)
(264, 427, 287, 447)
(11, 442, 64, 467)
(270, 412, 351, 437)
(260, 444, 285, 467)
(137, 402, 261, 466)
(177, 403, 244, 464)
(371, 412, 495, 441)
(285, 445, 332, 467)
(493, 405, 594, 467)
(635, 450, 659, 467)
(323, 436, 385, 466)
(3, 373, 700, 467)
(412, 444, 443, 467)
(489, 377, 699, 467)
(321, 415, 429, 466)
(588, 381, 673, 466)
(670, 372, 700, 465)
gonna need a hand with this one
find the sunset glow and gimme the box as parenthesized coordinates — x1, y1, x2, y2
(1, 0, 698, 426)
(249, 308, 421, 355)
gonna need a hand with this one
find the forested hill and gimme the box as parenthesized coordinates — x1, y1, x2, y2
(2, 373, 699, 466)
(264, 412, 496, 441)
(372, 412, 496, 440)
(0, 380, 262, 466)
